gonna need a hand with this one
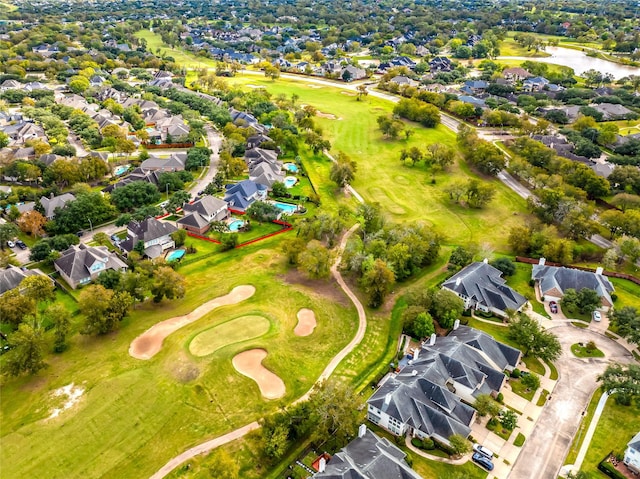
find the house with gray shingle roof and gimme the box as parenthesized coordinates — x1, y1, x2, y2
(249, 162, 285, 188)
(140, 152, 186, 172)
(223, 180, 267, 212)
(367, 325, 520, 446)
(40, 193, 75, 220)
(624, 431, 640, 473)
(182, 195, 229, 223)
(442, 261, 528, 318)
(54, 244, 127, 289)
(119, 217, 177, 258)
(531, 258, 615, 310)
(176, 211, 211, 235)
(0, 265, 50, 296)
(312, 425, 421, 479)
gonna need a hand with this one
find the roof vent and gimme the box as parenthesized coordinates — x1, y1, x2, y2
(455, 277, 461, 287)
(483, 258, 488, 264)
(358, 423, 367, 438)
(412, 370, 418, 376)
(539, 257, 546, 266)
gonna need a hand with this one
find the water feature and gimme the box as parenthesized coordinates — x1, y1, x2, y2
(114, 165, 129, 176)
(228, 219, 245, 232)
(166, 249, 186, 262)
(284, 176, 298, 188)
(274, 202, 297, 214)
(500, 46, 640, 80)
(283, 163, 299, 173)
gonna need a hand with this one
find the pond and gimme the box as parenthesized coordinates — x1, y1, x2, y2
(501, 46, 640, 80)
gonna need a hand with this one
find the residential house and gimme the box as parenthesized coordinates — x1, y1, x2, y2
(592, 103, 635, 121)
(140, 152, 186, 172)
(312, 425, 422, 479)
(230, 108, 258, 126)
(341, 65, 366, 81)
(0, 265, 50, 296)
(531, 258, 615, 310)
(178, 196, 229, 234)
(367, 325, 520, 445)
(1, 122, 46, 145)
(246, 134, 272, 149)
(245, 147, 279, 169)
(249, 162, 285, 188)
(39, 193, 75, 220)
(429, 56, 453, 72)
(463, 80, 488, 94)
(54, 244, 128, 289)
(624, 432, 640, 474)
(502, 67, 532, 82)
(223, 179, 267, 212)
(458, 95, 486, 108)
(523, 76, 550, 92)
(442, 260, 528, 318)
(89, 75, 107, 88)
(119, 217, 178, 258)
(390, 75, 418, 87)
(0, 79, 22, 91)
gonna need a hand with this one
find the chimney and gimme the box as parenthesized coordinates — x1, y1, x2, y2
(50, 192, 54, 199)
(429, 333, 436, 346)
(483, 258, 488, 264)
(358, 424, 367, 438)
(413, 348, 420, 360)
(384, 393, 392, 405)
(453, 319, 460, 330)
(595, 266, 603, 275)
(319, 457, 326, 473)
(539, 257, 546, 266)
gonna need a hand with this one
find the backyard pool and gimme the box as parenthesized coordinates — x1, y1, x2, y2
(228, 219, 245, 232)
(114, 165, 129, 176)
(274, 202, 297, 214)
(166, 249, 186, 262)
(283, 163, 299, 173)
(284, 176, 298, 188)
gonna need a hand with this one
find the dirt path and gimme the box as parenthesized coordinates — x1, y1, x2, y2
(148, 225, 365, 478)
(129, 285, 255, 360)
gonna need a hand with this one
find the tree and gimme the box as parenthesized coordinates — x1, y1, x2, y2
(0, 130, 9, 148)
(220, 233, 238, 251)
(46, 303, 71, 353)
(68, 75, 90, 94)
(598, 363, 640, 404)
(29, 241, 52, 262)
(609, 307, 640, 345)
(20, 275, 55, 319)
(309, 381, 363, 448)
(412, 312, 435, 338)
(491, 258, 516, 276)
(448, 434, 472, 456)
(207, 449, 239, 479)
(271, 181, 288, 198)
(110, 181, 161, 212)
(0, 288, 34, 327)
(431, 289, 465, 329)
(356, 84, 368, 101)
(360, 258, 395, 308)
(167, 190, 191, 213)
(151, 266, 186, 302)
(474, 394, 501, 418)
(80, 285, 133, 335)
(449, 246, 473, 268)
(262, 422, 289, 460)
(304, 131, 331, 154)
(247, 201, 281, 222)
(561, 288, 600, 315)
(171, 229, 187, 247)
(330, 152, 357, 187)
(522, 372, 541, 391)
(3, 322, 46, 376)
(298, 240, 332, 279)
(95, 269, 123, 290)
(0, 223, 19, 250)
(500, 409, 518, 430)
(508, 316, 561, 361)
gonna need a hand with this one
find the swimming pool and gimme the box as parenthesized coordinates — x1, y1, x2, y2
(283, 163, 299, 173)
(284, 176, 298, 188)
(114, 165, 129, 176)
(166, 249, 186, 262)
(274, 202, 297, 214)
(228, 219, 245, 232)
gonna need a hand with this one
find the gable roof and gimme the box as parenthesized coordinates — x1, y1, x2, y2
(313, 428, 421, 479)
(628, 431, 640, 453)
(120, 217, 177, 253)
(442, 262, 527, 313)
(532, 264, 614, 304)
(0, 265, 42, 295)
(177, 211, 210, 228)
(39, 193, 75, 218)
(183, 195, 228, 218)
(54, 244, 127, 282)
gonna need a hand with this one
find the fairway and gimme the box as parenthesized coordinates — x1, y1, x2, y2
(189, 314, 271, 357)
(224, 74, 531, 250)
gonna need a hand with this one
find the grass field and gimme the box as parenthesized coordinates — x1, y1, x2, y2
(564, 388, 604, 465)
(579, 393, 640, 476)
(610, 278, 640, 310)
(500, 33, 551, 58)
(223, 74, 531, 251)
(0, 237, 359, 479)
(134, 30, 216, 68)
(188, 314, 271, 357)
(570, 343, 605, 358)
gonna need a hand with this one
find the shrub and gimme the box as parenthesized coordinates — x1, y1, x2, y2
(497, 392, 504, 403)
(411, 438, 423, 448)
(611, 293, 618, 302)
(423, 438, 435, 450)
(220, 233, 238, 251)
(586, 340, 597, 352)
(512, 368, 522, 378)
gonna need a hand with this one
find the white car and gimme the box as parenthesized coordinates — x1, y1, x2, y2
(592, 311, 602, 322)
(6, 241, 15, 248)
(473, 443, 494, 459)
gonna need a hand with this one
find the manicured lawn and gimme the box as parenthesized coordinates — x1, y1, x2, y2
(505, 262, 549, 318)
(500, 33, 551, 58)
(208, 220, 286, 245)
(487, 420, 513, 441)
(134, 30, 216, 68)
(545, 359, 559, 380)
(509, 378, 536, 401)
(188, 314, 271, 357)
(570, 343, 605, 358)
(609, 278, 640, 311)
(579, 393, 640, 477)
(0, 237, 359, 479)
(536, 389, 550, 407)
(224, 74, 532, 251)
(522, 356, 545, 375)
(514, 432, 526, 447)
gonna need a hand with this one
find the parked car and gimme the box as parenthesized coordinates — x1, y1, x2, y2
(15, 240, 26, 250)
(473, 443, 494, 459)
(6, 240, 15, 248)
(549, 301, 558, 314)
(592, 311, 602, 322)
(472, 452, 494, 471)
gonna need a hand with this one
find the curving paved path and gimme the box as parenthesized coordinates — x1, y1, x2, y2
(148, 224, 366, 478)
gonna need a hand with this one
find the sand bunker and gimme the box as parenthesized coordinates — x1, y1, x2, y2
(294, 308, 317, 337)
(232, 349, 285, 400)
(316, 111, 338, 120)
(246, 84, 265, 89)
(49, 383, 84, 419)
(129, 285, 256, 360)
(189, 315, 271, 357)
(306, 84, 323, 89)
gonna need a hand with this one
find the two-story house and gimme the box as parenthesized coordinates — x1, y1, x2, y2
(54, 244, 128, 289)
(624, 432, 640, 473)
(119, 217, 178, 258)
(223, 180, 267, 212)
(178, 196, 230, 234)
(40, 193, 76, 220)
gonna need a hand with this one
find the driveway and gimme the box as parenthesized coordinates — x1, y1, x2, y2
(509, 325, 634, 479)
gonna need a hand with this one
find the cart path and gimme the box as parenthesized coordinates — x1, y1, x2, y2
(149, 224, 365, 478)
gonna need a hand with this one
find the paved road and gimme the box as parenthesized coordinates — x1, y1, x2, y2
(189, 124, 222, 196)
(67, 132, 88, 157)
(509, 325, 634, 479)
(148, 224, 367, 478)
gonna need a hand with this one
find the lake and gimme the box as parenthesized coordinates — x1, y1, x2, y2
(500, 46, 640, 80)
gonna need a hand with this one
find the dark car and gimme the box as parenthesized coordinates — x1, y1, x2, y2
(549, 301, 558, 314)
(472, 452, 494, 471)
(15, 240, 27, 250)
(76, 231, 84, 237)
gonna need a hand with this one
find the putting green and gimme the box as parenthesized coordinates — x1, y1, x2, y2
(189, 315, 271, 357)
